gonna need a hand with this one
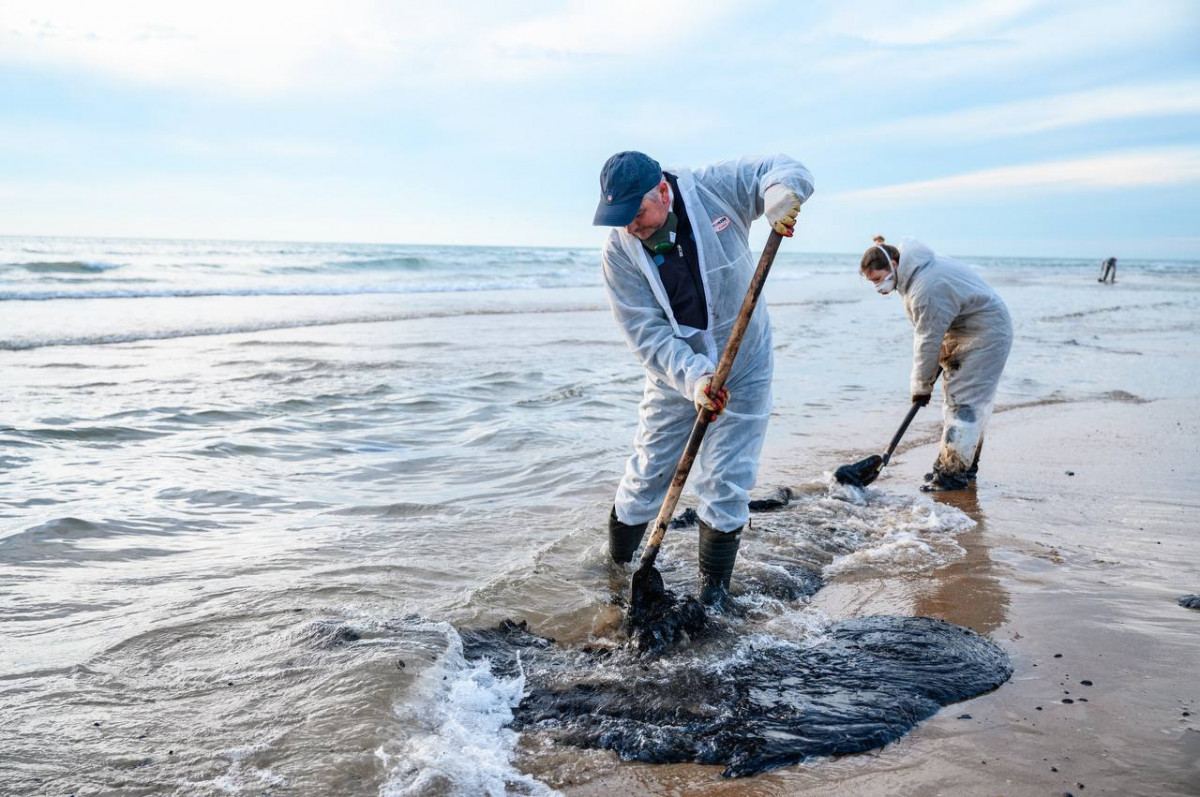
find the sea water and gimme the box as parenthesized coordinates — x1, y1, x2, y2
(2, 236, 1197, 795)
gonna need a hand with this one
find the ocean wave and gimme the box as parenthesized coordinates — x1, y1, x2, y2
(325, 502, 445, 518)
(0, 514, 214, 562)
(264, 255, 433, 274)
(8, 425, 168, 442)
(156, 487, 323, 510)
(0, 303, 606, 350)
(0, 279, 603, 301)
(2, 260, 120, 274)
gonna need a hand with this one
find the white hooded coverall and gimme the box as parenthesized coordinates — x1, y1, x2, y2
(896, 238, 1013, 475)
(602, 156, 815, 532)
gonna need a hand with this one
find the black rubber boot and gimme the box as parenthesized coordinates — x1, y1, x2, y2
(920, 465, 972, 492)
(698, 521, 741, 606)
(965, 437, 984, 482)
(608, 507, 648, 564)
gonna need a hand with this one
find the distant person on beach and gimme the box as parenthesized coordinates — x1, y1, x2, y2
(873, 234, 886, 246)
(861, 238, 1013, 491)
(592, 151, 814, 604)
(1098, 256, 1117, 284)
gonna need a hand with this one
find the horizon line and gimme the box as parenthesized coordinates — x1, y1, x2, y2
(0, 231, 1190, 264)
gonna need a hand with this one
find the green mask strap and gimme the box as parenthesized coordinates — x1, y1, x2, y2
(642, 212, 678, 256)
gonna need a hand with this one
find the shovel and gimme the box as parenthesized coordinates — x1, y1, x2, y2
(629, 231, 784, 629)
(833, 399, 925, 488)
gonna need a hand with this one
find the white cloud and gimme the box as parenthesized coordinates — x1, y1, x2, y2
(832, 147, 1200, 202)
(817, 0, 1043, 47)
(876, 80, 1200, 142)
(799, 0, 1194, 93)
(488, 1, 730, 60)
(0, 120, 342, 162)
(0, 0, 349, 94)
(0, 0, 736, 94)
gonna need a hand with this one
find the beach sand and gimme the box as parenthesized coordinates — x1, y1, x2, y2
(553, 395, 1200, 796)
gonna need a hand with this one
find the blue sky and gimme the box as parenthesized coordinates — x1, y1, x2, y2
(0, 0, 1197, 258)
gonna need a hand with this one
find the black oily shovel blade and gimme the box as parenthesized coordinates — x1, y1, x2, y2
(628, 561, 707, 656)
(835, 454, 885, 488)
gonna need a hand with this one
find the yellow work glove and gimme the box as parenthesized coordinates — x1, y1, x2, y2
(763, 184, 801, 237)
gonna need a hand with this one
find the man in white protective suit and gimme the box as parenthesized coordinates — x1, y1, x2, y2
(861, 238, 1013, 492)
(592, 151, 814, 605)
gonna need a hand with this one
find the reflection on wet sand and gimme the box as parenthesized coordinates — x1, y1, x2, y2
(913, 490, 1010, 635)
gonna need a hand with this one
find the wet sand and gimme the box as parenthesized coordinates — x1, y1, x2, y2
(556, 395, 1200, 796)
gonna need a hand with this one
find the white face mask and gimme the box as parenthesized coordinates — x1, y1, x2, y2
(872, 246, 897, 294)
(875, 268, 897, 295)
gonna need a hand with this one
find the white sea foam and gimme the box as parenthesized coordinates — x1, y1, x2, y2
(823, 484, 974, 576)
(185, 740, 289, 795)
(380, 623, 559, 797)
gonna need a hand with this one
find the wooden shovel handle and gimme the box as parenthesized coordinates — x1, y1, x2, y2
(880, 368, 942, 466)
(881, 401, 923, 466)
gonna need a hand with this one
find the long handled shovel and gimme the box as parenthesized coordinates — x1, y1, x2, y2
(628, 231, 785, 628)
(834, 398, 925, 488)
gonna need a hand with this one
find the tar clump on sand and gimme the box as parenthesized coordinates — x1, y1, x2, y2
(462, 615, 1012, 778)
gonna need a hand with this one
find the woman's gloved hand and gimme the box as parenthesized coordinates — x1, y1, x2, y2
(694, 375, 731, 416)
(763, 184, 801, 237)
(912, 393, 932, 407)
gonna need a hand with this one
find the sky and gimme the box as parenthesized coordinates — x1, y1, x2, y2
(0, 0, 1198, 258)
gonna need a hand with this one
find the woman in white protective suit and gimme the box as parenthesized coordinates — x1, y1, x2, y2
(862, 238, 1013, 491)
(592, 151, 814, 604)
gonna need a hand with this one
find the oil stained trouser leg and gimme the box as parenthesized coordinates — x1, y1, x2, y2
(934, 333, 1012, 477)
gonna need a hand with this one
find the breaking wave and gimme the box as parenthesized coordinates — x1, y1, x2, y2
(2, 260, 119, 274)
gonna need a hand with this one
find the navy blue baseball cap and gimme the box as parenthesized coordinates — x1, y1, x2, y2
(592, 151, 663, 227)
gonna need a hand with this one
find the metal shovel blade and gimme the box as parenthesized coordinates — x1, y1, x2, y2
(629, 560, 668, 619)
(834, 454, 885, 488)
